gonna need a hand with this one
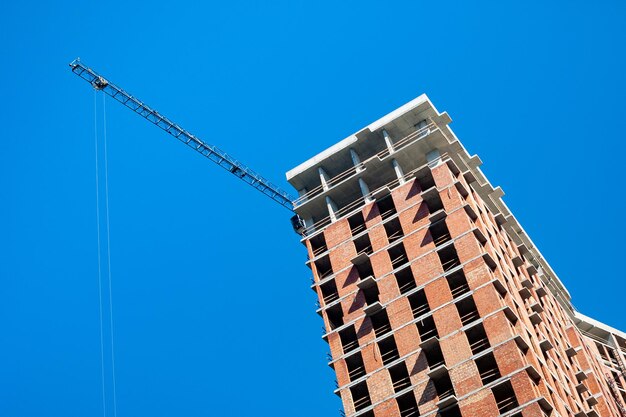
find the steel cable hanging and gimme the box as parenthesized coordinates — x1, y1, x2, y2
(94, 91, 118, 417)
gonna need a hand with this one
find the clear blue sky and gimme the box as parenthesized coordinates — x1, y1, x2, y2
(1, 1, 625, 416)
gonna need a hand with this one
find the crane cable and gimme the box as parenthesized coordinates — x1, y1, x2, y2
(94, 90, 118, 417)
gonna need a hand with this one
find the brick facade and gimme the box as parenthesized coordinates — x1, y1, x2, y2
(288, 95, 626, 417)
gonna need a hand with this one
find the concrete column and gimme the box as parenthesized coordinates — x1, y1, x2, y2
(326, 196, 339, 222)
(382, 129, 394, 154)
(358, 178, 373, 203)
(350, 148, 364, 172)
(303, 217, 315, 233)
(318, 167, 331, 191)
(416, 119, 428, 131)
(392, 159, 405, 185)
(297, 187, 308, 204)
(426, 149, 441, 167)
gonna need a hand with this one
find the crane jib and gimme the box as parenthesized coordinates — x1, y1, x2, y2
(68, 58, 296, 214)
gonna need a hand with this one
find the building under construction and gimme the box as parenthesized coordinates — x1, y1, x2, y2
(287, 95, 626, 417)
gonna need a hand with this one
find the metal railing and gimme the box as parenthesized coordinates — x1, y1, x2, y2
(293, 119, 438, 207)
(299, 152, 453, 237)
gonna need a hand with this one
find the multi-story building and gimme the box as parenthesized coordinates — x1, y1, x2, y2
(286, 95, 626, 417)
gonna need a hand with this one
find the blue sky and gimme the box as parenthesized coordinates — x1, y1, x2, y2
(1, 1, 625, 416)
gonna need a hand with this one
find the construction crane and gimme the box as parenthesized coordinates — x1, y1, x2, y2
(69, 58, 304, 233)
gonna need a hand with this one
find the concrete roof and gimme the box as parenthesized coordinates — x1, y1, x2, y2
(286, 94, 432, 181)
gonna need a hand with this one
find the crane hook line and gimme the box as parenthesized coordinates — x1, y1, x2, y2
(102, 92, 119, 417)
(94, 90, 107, 417)
(94, 91, 119, 417)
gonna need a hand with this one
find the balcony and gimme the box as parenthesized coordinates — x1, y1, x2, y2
(467, 323, 490, 355)
(417, 315, 439, 346)
(424, 340, 446, 377)
(357, 275, 376, 290)
(493, 381, 519, 414)
(476, 352, 501, 385)
(529, 299, 544, 314)
(389, 363, 412, 393)
(339, 326, 359, 354)
(408, 289, 430, 319)
(363, 301, 383, 316)
(448, 271, 471, 298)
(539, 338, 554, 352)
(518, 287, 531, 300)
(346, 352, 367, 382)
(370, 309, 392, 337)
(350, 381, 372, 412)
(430, 221, 452, 247)
(519, 277, 533, 289)
(433, 372, 457, 408)
(456, 296, 480, 326)
(438, 245, 461, 272)
(395, 266, 416, 294)
(379, 336, 400, 365)
(397, 392, 420, 417)
(528, 311, 542, 325)
(389, 242, 409, 269)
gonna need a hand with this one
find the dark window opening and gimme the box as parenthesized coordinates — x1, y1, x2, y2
(417, 169, 436, 191)
(467, 323, 490, 355)
(355, 257, 374, 278)
(354, 233, 373, 256)
(389, 242, 409, 269)
(595, 342, 609, 361)
(430, 221, 451, 247)
(437, 245, 460, 272)
(310, 233, 328, 256)
(389, 362, 412, 393)
(339, 326, 359, 354)
(447, 271, 470, 298)
(608, 347, 621, 367)
(397, 392, 420, 417)
(476, 352, 501, 385)
(314, 255, 333, 279)
(433, 372, 456, 401)
(456, 296, 480, 326)
(408, 289, 430, 318)
(320, 280, 339, 304)
(377, 195, 397, 220)
(492, 381, 519, 413)
(439, 405, 461, 417)
(371, 310, 392, 338)
(384, 217, 405, 243)
(350, 381, 372, 411)
(346, 352, 366, 381)
(424, 340, 445, 369)
(378, 335, 400, 365)
(348, 212, 367, 236)
(424, 188, 444, 213)
(396, 266, 417, 294)
(416, 315, 438, 342)
(362, 284, 380, 306)
(326, 303, 343, 330)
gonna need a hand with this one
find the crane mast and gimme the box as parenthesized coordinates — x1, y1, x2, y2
(69, 58, 297, 215)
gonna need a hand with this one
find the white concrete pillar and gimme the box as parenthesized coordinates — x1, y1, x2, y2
(358, 178, 373, 203)
(426, 149, 441, 167)
(326, 196, 339, 222)
(416, 119, 427, 130)
(318, 167, 331, 191)
(350, 148, 364, 172)
(392, 159, 405, 185)
(382, 129, 394, 154)
(304, 217, 315, 233)
(297, 187, 308, 204)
